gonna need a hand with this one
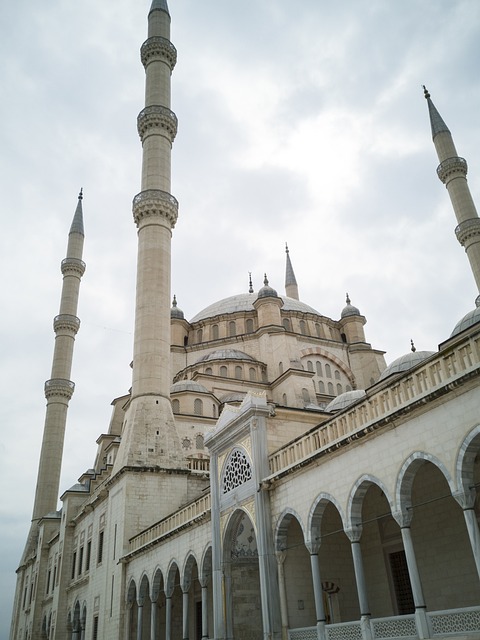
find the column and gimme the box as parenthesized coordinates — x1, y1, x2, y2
(182, 589, 189, 640)
(309, 553, 327, 640)
(346, 529, 372, 640)
(151, 599, 158, 640)
(165, 597, 172, 640)
(276, 552, 289, 640)
(463, 508, 480, 580)
(137, 600, 144, 640)
(200, 580, 209, 640)
(400, 527, 430, 639)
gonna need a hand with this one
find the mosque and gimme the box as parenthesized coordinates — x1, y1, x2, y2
(10, 1, 480, 639)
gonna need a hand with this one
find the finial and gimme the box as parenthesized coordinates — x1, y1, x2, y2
(78, 187, 83, 200)
(172, 295, 177, 307)
(346, 292, 351, 305)
(248, 273, 254, 294)
(264, 273, 269, 286)
(285, 242, 289, 254)
(475, 295, 480, 308)
(422, 85, 430, 100)
(411, 339, 416, 353)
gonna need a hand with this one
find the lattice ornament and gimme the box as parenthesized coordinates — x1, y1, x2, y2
(222, 448, 253, 494)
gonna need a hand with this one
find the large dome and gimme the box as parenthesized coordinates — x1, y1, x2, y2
(379, 351, 435, 381)
(190, 293, 321, 323)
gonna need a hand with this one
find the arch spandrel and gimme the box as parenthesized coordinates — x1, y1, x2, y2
(308, 493, 347, 551)
(165, 560, 180, 597)
(151, 567, 164, 601)
(347, 475, 394, 532)
(275, 508, 306, 552)
(182, 552, 199, 590)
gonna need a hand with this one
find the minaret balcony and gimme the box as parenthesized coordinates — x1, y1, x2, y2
(53, 314, 81, 335)
(44, 378, 75, 400)
(141, 36, 177, 70)
(137, 105, 178, 144)
(437, 156, 468, 184)
(455, 218, 480, 247)
(133, 189, 178, 228)
(61, 257, 86, 277)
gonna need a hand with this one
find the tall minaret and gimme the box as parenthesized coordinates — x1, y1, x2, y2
(113, 0, 183, 470)
(27, 191, 85, 526)
(424, 87, 480, 292)
(285, 243, 299, 299)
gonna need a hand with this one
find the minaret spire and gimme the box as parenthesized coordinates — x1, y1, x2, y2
(114, 0, 183, 470)
(424, 87, 480, 293)
(285, 243, 299, 300)
(32, 192, 86, 523)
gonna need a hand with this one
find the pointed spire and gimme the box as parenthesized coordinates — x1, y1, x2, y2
(248, 272, 254, 294)
(285, 243, 299, 300)
(69, 188, 85, 236)
(423, 85, 450, 140)
(149, 0, 170, 16)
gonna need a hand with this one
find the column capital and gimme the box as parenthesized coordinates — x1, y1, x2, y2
(133, 189, 178, 228)
(392, 509, 413, 528)
(141, 36, 177, 70)
(452, 489, 476, 510)
(436, 156, 467, 183)
(345, 526, 363, 543)
(137, 105, 178, 144)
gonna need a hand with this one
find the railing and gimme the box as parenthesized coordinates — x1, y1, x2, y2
(428, 605, 480, 636)
(129, 493, 211, 553)
(269, 332, 480, 476)
(326, 621, 362, 640)
(288, 627, 318, 640)
(371, 615, 416, 639)
(187, 457, 210, 473)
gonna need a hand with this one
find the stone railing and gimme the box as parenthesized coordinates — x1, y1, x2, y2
(269, 331, 480, 476)
(187, 457, 210, 473)
(427, 605, 480, 636)
(129, 493, 211, 553)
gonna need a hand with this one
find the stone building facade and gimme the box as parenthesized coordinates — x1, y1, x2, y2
(10, 2, 480, 640)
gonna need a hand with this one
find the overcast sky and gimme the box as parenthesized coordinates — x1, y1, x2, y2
(1, 0, 479, 632)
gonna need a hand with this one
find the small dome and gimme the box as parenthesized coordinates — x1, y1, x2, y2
(196, 349, 257, 363)
(219, 392, 247, 404)
(171, 380, 209, 394)
(450, 306, 480, 338)
(379, 350, 435, 381)
(257, 274, 278, 299)
(171, 295, 184, 320)
(325, 390, 366, 412)
(341, 293, 361, 318)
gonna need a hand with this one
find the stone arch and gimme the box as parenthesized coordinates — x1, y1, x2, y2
(151, 567, 164, 601)
(300, 347, 354, 385)
(200, 544, 213, 584)
(72, 600, 81, 634)
(139, 573, 150, 603)
(127, 577, 137, 603)
(166, 560, 180, 597)
(396, 451, 455, 516)
(275, 508, 306, 551)
(456, 424, 480, 503)
(308, 492, 346, 548)
(182, 552, 198, 591)
(347, 474, 394, 531)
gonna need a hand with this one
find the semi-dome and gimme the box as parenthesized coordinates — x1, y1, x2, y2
(325, 390, 366, 412)
(450, 306, 480, 338)
(341, 293, 361, 319)
(196, 349, 257, 363)
(190, 293, 321, 323)
(171, 380, 209, 394)
(379, 350, 435, 381)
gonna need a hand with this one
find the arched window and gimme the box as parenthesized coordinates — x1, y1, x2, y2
(229, 321, 236, 337)
(346, 384, 352, 392)
(246, 319, 254, 334)
(299, 320, 307, 335)
(325, 364, 332, 378)
(318, 381, 325, 393)
(249, 368, 257, 381)
(307, 360, 314, 372)
(235, 366, 243, 380)
(213, 404, 216, 418)
(283, 318, 291, 331)
(212, 324, 219, 340)
(282, 393, 287, 405)
(194, 399, 203, 416)
(327, 382, 334, 395)
(279, 362, 284, 375)
(315, 323, 321, 338)
(197, 329, 203, 343)
(220, 365, 228, 377)
(172, 399, 180, 414)
(334, 370, 341, 380)
(302, 388, 310, 403)
(205, 367, 212, 375)
(316, 361, 323, 376)
(337, 383, 342, 394)
(196, 434, 204, 450)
